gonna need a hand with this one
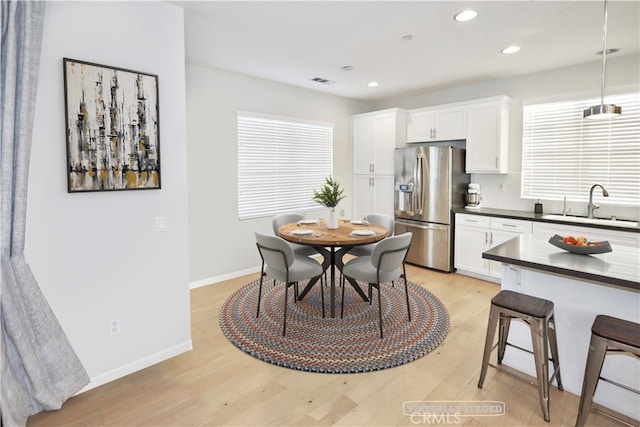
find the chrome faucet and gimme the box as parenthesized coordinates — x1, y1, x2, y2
(587, 184, 609, 218)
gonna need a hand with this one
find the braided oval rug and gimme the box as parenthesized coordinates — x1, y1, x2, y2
(219, 275, 449, 373)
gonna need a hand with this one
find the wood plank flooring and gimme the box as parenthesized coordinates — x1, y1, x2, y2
(27, 265, 619, 426)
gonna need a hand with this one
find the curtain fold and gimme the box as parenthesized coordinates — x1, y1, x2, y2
(1, 2, 89, 426)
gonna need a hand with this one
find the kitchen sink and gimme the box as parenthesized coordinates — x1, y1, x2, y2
(541, 214, 639, 229)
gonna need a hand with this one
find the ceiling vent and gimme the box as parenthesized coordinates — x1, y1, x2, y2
(310, 77, 335, 85)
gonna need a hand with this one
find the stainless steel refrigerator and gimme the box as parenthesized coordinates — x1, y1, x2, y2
(394, 146, 469, 272)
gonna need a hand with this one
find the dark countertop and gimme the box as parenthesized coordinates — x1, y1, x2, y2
(453, 207, 640, 233)
(482, 234, 640, 290)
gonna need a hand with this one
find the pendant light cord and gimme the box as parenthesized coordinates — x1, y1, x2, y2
(600, 0, 608, 105)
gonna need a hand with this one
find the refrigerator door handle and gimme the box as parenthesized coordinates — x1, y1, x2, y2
(396, 219, 448, 232)
(415, 155, 424, 215)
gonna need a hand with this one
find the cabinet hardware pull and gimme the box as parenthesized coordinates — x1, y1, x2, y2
(485, 232, 489, 244)
(502, 224, 517, 227)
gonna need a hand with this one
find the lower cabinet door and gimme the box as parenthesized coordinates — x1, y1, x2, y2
(454, 225, 490, 276)
(352, 174, 394, 219)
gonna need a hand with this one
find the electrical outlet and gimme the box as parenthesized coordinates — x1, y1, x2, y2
(109, 319, 121, 335)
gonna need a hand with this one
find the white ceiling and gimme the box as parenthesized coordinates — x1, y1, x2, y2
(175, 1, 640, 101)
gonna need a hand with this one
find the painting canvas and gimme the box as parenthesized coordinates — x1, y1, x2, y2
(63, 58, 161, 192)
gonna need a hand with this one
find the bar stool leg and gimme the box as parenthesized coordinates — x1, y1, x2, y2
(497, 315, 512, 364)
(547, 316, 563, 390)
(531, 317, 551, 422)
(478, 305, 501, 388)
(575, 335, 608, 427)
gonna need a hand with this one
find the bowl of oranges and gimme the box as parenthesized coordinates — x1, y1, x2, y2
(548, 234, 612, 254)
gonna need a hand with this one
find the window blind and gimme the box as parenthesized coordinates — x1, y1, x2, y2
(521, 92, 640, 206)
(237, 112, 334, 220)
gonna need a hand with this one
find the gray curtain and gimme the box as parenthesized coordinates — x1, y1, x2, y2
(1, 2, 89, 426)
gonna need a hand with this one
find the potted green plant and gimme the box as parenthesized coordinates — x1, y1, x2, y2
(312, 175, 345, 229)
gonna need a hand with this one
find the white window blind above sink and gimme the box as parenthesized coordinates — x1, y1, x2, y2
(521, 92, 640, 206)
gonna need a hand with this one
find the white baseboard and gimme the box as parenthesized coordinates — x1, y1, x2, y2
(189, 266, 261, 289)
(189, 256, 324, 290)
(454, 269, 500, 284)
(78, 340, 193, 394)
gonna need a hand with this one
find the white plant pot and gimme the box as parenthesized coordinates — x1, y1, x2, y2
(327, 208, 339, 229)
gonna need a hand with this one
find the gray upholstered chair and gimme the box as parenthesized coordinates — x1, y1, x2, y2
(272, 213, 318, 258)
(348, 213, 395, 258)
(255, 232, 325, 336)
(341, 232, 412, 338)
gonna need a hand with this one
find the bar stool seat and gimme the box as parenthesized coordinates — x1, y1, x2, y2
(478, 290, 563, 422)
(575, 315, 640, 427)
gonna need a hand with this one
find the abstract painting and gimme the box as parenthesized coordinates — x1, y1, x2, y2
(63, 58, 161, 192)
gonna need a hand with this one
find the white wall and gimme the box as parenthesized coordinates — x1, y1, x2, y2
(186, 65, 370, 286)
(26, 1, 191, 390)
(375, 54, 640, 221)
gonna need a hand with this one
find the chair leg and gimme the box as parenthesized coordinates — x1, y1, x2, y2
(497, 315, 512, 364)
(531, 317, 551, 422)
(320, 274, 325, 319)
(256, 272, 265, 318)
(369, 283, 373, 305)
(341, 274, 346, 319)
(478, 304, 500, 389)
(575, 334, 608, 427)
(403, 271, 411, 321)
(547, 316, 563, 390)
(283, 283, 289, 337)
(378, 285, 384, 338)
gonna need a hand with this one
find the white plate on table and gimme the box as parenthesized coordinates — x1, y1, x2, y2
(297, 219, 318, 225)
(350, 229, 375, 237)
(291, 229, 315, 236)
(349, 219, 368, 225)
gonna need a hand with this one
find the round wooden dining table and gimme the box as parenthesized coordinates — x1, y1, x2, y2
(278, 219, 388, 318)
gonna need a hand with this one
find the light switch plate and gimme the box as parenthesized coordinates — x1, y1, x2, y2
(155, 217, 166, 232)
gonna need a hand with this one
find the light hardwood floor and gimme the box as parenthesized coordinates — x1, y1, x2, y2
(28, 266, 619, 427)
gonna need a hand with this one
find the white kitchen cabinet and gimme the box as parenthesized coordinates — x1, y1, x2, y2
(407, 106, 466, 143)
(352, 108, 405, 217)
(454, 215, 491, 277)
(532, 222, 640, 247)
(352, 108, 406, 175)
(352, 174, 394, 219)
(466, 96, 511, 173)
(454, 214, 532, 281)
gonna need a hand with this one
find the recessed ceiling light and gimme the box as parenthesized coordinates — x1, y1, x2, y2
(402, 35, 413, 41)
(342, 65, 354, 71)
(454, 10, 478, 22)
(501, 46, 521, 54)
(368, 81, 379, 87)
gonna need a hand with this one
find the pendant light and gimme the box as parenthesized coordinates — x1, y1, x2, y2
(583, 0, 621, 120)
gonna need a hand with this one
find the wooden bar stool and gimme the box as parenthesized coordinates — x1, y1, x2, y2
(575, 315, 640, 427)
(478, 290, 563, 422)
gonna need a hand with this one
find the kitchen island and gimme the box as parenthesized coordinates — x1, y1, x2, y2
(482, 234, 639, 421)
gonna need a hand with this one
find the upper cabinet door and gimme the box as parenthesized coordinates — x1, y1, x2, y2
(407, 107, 465, 143)
(466, 97, 510, 173)
(406, 111, 435, 143)
(433, 108, 466, 141)
(352, 116, 376, 174)
(352, 109, 406, 175)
